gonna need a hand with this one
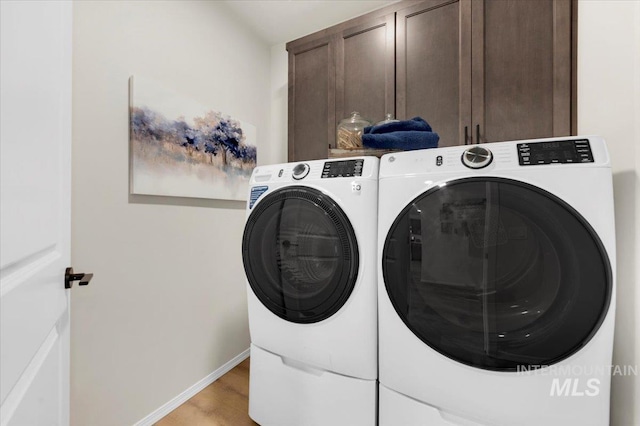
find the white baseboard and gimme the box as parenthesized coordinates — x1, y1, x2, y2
(133, 348, 251, 426)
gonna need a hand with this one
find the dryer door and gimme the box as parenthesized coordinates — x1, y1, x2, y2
(242, 186, 359, 324)
(383, 177, 612, 371)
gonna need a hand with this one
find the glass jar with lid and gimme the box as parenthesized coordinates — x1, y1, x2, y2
(375, 113, 399, 126)
(336, 112, 371, 149)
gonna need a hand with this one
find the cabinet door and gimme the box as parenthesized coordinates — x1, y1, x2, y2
(288, 36, 336, 161)
(336, 14, 395, 133)
(396, 0, 472, 147)
(472, 0, 572, 144)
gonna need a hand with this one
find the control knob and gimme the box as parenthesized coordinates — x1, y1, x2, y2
(292, 163, 310, 180)
(461, 146, 493, 169)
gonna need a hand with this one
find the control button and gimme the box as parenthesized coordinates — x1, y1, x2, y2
(461, 146, 493, 169)
(436, 155, 443, 166)
(292, 163, 310, 180)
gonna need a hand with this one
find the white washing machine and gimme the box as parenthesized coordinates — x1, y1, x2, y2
(242, 157, 379, 426)
(377, 136, 616, 426)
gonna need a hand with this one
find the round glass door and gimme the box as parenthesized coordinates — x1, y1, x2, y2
(242, 186, 359, 324)
(383, 177, 612, 371)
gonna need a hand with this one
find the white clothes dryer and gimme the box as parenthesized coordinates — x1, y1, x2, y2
(377, 136, 615, 426)
(242, 157, 379, 426)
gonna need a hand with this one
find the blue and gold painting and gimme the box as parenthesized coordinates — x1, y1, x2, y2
(129, 76, 257, 200)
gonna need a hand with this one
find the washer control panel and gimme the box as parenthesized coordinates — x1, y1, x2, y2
(518, 139, 594, 166)
(322, 159, 364, 178)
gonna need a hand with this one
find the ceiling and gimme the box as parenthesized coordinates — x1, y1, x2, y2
(223, 0, 398, 46)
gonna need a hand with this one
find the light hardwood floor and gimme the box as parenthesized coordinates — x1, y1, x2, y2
(156, 358, 258, 426)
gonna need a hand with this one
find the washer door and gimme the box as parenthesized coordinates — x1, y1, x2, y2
(242, 186, 359, 324)
(383, 177, 612, 371)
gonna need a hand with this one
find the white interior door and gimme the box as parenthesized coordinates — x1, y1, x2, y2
(1, 1, 72, 425)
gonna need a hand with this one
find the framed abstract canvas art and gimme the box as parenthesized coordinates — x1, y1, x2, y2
(129, 76, 257, 201)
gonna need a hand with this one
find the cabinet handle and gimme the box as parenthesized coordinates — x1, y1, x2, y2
(464, 126, 469, 145)
(476, 124, 481, 145)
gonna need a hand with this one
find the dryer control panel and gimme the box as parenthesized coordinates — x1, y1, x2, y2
(322, 159, 364, 178)
(518, 139, 594, 166)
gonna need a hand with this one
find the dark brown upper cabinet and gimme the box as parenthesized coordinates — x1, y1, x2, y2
(287, 0, 575, 161)
(335, 14, 396, 137)
(471, 0, 573, 144)
(396, 0, 471, 148)
(288, 10, 396, 161)
(287, 35, 336, 162)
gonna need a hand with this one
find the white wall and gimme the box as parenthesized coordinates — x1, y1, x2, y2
(578, 1, 640, 425)
(71, 2, 270, 425)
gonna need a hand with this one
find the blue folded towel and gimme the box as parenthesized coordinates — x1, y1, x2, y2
(364, 116, 433, 134)
(363, 130, 439, 151)
(362, 116, 439, 150)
